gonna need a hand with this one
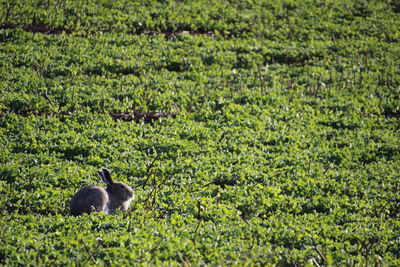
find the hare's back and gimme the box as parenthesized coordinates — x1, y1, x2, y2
(70, 186, 109, 216)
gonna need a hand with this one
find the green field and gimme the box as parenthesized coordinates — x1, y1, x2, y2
(1, 0, 399, 265)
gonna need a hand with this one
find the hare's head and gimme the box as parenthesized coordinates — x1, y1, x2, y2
(97, 168, 134, 201)
(108, 182, 134, 201)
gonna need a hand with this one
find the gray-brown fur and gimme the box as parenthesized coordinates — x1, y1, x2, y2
(70, 168, 134, 216)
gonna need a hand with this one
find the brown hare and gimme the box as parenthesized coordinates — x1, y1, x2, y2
(70, 168, 134, 216)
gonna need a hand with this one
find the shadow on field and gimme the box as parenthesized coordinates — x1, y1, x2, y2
(0, 109, 178, 124)
(0, 22, 73, 34)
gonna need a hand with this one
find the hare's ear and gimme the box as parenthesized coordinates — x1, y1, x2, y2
(97, 168, 113, 185)
(97, 170, 108, 185)
(101, 168, 114, 185)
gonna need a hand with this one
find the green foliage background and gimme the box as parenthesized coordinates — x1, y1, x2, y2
(0, 0, 399, 265)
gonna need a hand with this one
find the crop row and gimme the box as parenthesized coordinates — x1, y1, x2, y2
(1, 29, 399, 116)
(2, 0, 399, 40)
